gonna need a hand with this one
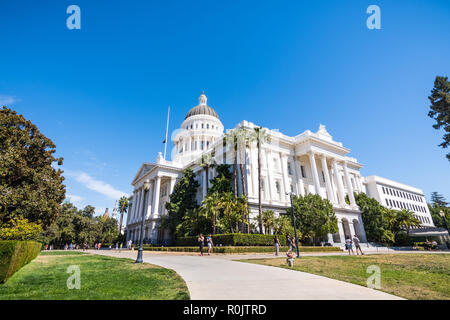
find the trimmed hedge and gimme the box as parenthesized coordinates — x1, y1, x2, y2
(175, 233, 290, 246)
(0, 240, 41, 283)
(142, 245, 341, 253)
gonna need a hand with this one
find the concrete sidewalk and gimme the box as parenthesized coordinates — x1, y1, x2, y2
(91, 250, 403, 300)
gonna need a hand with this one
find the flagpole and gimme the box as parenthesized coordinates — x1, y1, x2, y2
(163, 106, 170, 160)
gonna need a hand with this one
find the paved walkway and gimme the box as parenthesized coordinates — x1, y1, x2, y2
(90, 250, 403, 300)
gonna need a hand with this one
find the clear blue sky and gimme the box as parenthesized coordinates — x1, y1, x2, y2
(1, 0, 449, 215)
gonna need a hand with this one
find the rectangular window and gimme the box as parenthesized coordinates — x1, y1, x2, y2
(321, 171, 325, 183)
(300, 165, 306, 178)
(287, 162, 292, 175)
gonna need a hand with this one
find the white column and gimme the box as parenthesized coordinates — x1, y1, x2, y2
(343, 161, 356, 207)
(169, 177, 176, 194)
(133, 189, 141, 223)
(265, 149, 274, 201)
(127, 193, 135, 224)
(337, 219, 345, 244)
(251, 146, 258, 197)
(152, 176, 161, 216)
(332, 159, 346, 205)
(137, 187, 145, 224)
(308, 152, 324, 197)
(280, 153, 289, 202)
(146, 183, 153, 219)
(294, 158, 305, 196)
(320, 155, 336, 203)
(244, 148, 252, 197)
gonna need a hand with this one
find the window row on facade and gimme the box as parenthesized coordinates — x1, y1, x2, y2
(384, 198, 427, 213)
(381, 186, 423, 203)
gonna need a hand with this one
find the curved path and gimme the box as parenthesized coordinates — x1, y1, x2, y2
(91, 250, 402, 300)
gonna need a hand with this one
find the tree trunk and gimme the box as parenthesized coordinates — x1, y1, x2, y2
(233, 147, 238, 197)
(119, 207, 124, 234)
(258, 141, 263, 234)
(239, 148, 247, 233)
(205, 166, 209, 192)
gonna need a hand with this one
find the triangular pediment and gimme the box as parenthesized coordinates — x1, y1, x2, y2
(132, 162, 155, 185)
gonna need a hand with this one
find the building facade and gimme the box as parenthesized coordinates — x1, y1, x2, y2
(125, 93, 431, 245)
(365, 175, 434, 227)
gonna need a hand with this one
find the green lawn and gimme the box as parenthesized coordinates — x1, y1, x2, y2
(39, 250, 87, 256)
(242, 253, 450, 300)
(0, 253, 189, 300)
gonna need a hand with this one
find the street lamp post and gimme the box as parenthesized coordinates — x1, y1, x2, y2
(440, 210, 449, 236)
(288, 192, 300, 258)
(136, 180, 150, 263)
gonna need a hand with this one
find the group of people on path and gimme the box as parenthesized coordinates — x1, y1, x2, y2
(273, 235, 297, 256)
(197, 234, 214, 256)
(345, 235, 364, 255)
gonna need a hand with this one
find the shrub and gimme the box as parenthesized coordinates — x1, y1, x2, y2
(0, 240, 41, 283)
(142, 245, 341, 253)
(0, 217, 42, 241)
(175, 233, 290, 246)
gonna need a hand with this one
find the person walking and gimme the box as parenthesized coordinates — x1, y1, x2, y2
(206, 234, 214, 255)
(286, 235, 292, 251)
(198, 233, 205, 256)
(352, 234, 364, 255)
(274, 235, 280, 256)
(345, 236, 354, 255)
(291, 236, 297, 254)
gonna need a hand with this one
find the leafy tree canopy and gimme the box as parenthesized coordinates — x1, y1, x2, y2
(161, 169, 199, 238)
(0, 107, 65, 228)
(428, 75, 450, 161)
(290, 193, 337, 242)
(430, 191, 448, 208)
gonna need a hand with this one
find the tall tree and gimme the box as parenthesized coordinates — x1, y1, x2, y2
(199, 153, 215, 192)
(261, 210, 276, 234)
(0, 107, 65, 228)
(354, 192, 387, 242)
(161, 169, 199, 238)
(236, 127, 252, 198)
(208, 164, 232, 195)
(394, 209, 421, 239)
(225, 130, 239, 197)
(428, 75, 450, 161)
(251, 126, 269, 234)
(118, 196, 129, 233)
(199, 192, 220, 234)
(430, 191, 448, 208)
(291, 193, 338, 243)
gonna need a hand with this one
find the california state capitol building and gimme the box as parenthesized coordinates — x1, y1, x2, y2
(125, 92, 435, 246)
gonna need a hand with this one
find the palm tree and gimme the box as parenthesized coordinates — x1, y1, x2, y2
(251, 126, 269, 234)
(218, 192, 236, 233)
(396, 209, 421, 238)
(236, 127, 251, 197)
(118, 196, 129, 234)
(236, 194, 250, 233)
(262, 210, 276, 234)
(225, 130, 239, 197)
(199, 153, 215, 193)
(200, 192, 220, 234)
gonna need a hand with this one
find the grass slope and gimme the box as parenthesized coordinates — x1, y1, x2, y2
(242, 254, 450, 300)
(0, 253, 189, 300)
